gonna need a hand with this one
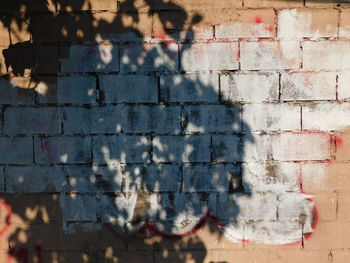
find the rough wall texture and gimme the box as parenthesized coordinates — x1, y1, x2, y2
(1, 0, 350, 262)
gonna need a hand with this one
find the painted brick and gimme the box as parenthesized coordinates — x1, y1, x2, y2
(221, 72, 279, 102)
(211, 135, 241, 162)
(215, 9, 276, 39)
(4, 107, 61, 135)
(120, 43, 178, 72)
(0, 78, 35, 105)
(160, 73, 219, 102)
(152, 106, 182, 134)
(183, 105, 241, 133)
(303, 41, 350, 70)
(183, 164, 238, 192)
(92, 135, 151, 164)
(60, 44, 119, 73)
(243, 103, 300, 131)
(271, 132, 331, 161)
(91, 106, 122, 134)
(0, 167, 4, 192)
(340, 8, 350, 37)
(35, 76, 58, 104)
(180, 42, 239, 71)
(281, 72, 336, 101)
(337, 71, 350, 100)
(243, 133, 272, 162)
(152, 135, 211, 163)
(57, 76, 97, 104)
(100, 75, 158, 103)
(121, 105, 153, 133)
(141, 164, 180, 192)
(241, 40, 301, 70)
(242, 162, 300, 192)
(0, 137, 33, 164)
(34, 136, 91, 164)
(63, 107, 93, 135)
(278, 9, 338, 39)
(60, 194, 97, 221)
(303, 103, 350, 130)
(278, 192, 314, 222)
(5, 166, 64, 193)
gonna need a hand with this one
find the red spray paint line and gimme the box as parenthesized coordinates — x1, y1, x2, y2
(0, 200, 12, 236)
(255, 16, 263, 24)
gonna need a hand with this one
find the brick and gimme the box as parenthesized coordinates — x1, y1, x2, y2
(338, 71, 350, 100)
(241, 40, 301, 70)
(0, 21, 10, 47)
(141, 164, 180, 192)
(90, 106, 122, 134)
(245, 0, 303, 7)
(0, 137, 33, 164)
(172, 0, 243, 10)
(304, 221, 350, 249)
(57, 76, 97, 104)
(121, 105, 153, 133)
(243, 103, 300, 131)
(120, 43, 178, 72)
(337, 192, 350, 221)
(57, 0, 117, 11)
(281, 72, 336, 101)
(221, 72, 279, 102)
(34, 136, 91, 164)
(5, 166, 64, 193)
(332, 250, 350, 263)
(180, 42, 239, 71)
(152, 106, 182, 134)
(303, 103, 350, 130)
(303, 41, 350, 70)
(340, 8, 350, 37)
(301, 163, 350, 192)
(0, 78, 36, 105)
(216, 9, 276, 39)
(242, 162, 300, 193)
(271, 132, 331, 161)
(92, 135, 151, 164)
(0, 167, 4, 192)
(63, 107, 93, 135)
(305, 0, 346, 7)
(212, 135, 242, 162)
(100, 75, 158, 103)
(183, 105, 241, 133)
(312, 192, 337, 222)
(243, 133, 272, 162)
(60, 44, 119, 73)
(35, 76, 58, 104)
(4, 107, 61, 135)
(278, 9, 338, 39)
(160, 73, 219, 102)
(152, 135, 211, 163)
(60, 194, 97, 221)
(183, 164, 238, 192)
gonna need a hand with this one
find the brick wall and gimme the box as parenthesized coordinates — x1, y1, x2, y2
(1, 0, 350, 262)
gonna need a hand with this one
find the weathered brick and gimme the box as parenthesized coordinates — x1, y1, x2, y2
(60, 44, 119, 73)
(272, 132, 331, 161)
(121, 105, 153, 133)
(241, 40, 301, 70)
(5, 166, 64, 193)
(152, 135, 211, 163)
(180, 42, 239, 71)
(216, 9, 276, 39)
(57, 76, 97, 104)
(0, 167, 4, 192)
(91, 106, 122, 134)
(340, 8, 350, 37)
(278, 192, 314, 223)
(0, 137, 33, 164)
(60, 194, 97, 221)
(141, 164, 180, 192)
(244, 0, 304, 7)
(63, 107, 93, 135)
(243, 103, 300, 131)
(35, 76, 58, 104)
(152, 106, 182, 134)
(303, 103, 350, 130)
(212, 135, 241, 162)
(57, 0, 117, 11)
(278, 9, 338, 39)
(0, 78, 36, 105)
(332, 250, 350, 263)
(338, 71, 350, 100)
(34, 136, 91, 164)
(100, 75, 158, 103)
(312, 192, 337, 222)
(184, 164, 239, 193)
(184, 105, 241, 133)
(120, 43, 178, 72)
(92, 135, 151, 164)
(281, 72, 336, 101)
(303, 41, 350, 70)
(0, 21, 10, 47)
(160, 73, 219, 102)
(221, 72, 279, 102)
(243, 133, 272, 162)
(4, 107, 61, 135)
(242, 162, 300, 192)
